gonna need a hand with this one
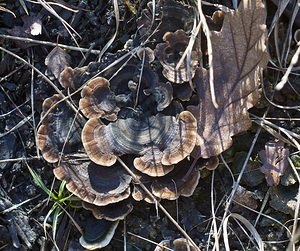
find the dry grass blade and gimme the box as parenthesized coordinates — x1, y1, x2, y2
(18, 0, 28, 14)
(281, 1, 299, 66)
(128, 232, 173, 251)
(30, 52, 40, 158)
(268, 0, 291, 37)
(98, 0, 119, 62)
(210, 171, 220, 251)
(134, 47, 145, 108)
(36, 0, 83, 56)
(275, 42, 300, 91)
(0, 34, 101, 54)
(175, 15, 199, 91)
(213, 126, 262, 251)
(223, 213, 264, 251)
(0, 115, 32, 138)
(197, 0, 218, 109)
(0, 81, 33, 128)
(287, 157, 300, 251)
(0, 46, 83, 119)
(57, 110, 80, 165)
(0, 101, 27, 117)
(0, 156, 41, 164)
(252, 114, 300, 150)
(0, 194, 40, 214)
(0, 6, 16, 17)
(27, 0, 80, 12)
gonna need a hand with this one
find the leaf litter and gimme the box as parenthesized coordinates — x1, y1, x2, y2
(259, 140, 290, 186)
(0, 0, 300, 250)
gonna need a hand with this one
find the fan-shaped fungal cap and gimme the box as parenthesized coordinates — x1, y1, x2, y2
(155, 30, 200, 83)
(132, 184, 155, 203)
(37, 94, 83, 163)
(151, 159, 200, 200)
(137, 47, 155, 63)
(155, 238, 198, 251)
(82, 111, 197, 177)
(79, 77, 120, 120)
(59, 66, 88, 90)
(80, 219, 119, 250)
(54, 159, 132, 206)
(82, 200, 133, 221)
(294, 29, 300, 43)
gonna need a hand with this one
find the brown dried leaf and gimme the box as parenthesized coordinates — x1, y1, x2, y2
(188, 0, 268, 158)
(45, 47, 70, 79)
(233, 185, 258, 210)
(259, 141, 289, 186)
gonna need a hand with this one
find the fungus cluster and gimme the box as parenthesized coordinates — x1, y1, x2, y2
(38, 0, 267, 248)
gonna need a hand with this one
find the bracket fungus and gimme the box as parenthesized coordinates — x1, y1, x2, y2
(54, 160, 132, 206)
(155, 238, 198, 251)
(79, 77, 120, 121)
(37, 94, 84, 163)
(82, 199, 133, 221)
(155, 30, 201, 83)
(82, 111, 197, 176)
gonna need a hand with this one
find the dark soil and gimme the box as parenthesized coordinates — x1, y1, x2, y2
(0, 0, 300, 250)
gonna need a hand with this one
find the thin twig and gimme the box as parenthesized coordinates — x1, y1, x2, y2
(0, 34, 101, 54)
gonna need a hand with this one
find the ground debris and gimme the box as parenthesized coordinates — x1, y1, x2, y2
(0, 185, 37, 248)
(259, 140, 289, 186)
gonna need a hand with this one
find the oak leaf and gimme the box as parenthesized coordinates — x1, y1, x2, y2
(259, 141, 289, 186)
(188, 0, 269, 158)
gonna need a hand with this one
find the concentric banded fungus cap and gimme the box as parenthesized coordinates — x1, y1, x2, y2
(59, 66, 87, 90)
(155, 29, 200, 83)
(151, 159, 200, 200)
(59, 61, 101, 90)
(80, 219, 119, 250)
(79, 77, 120, 120)
(37, 94, 84, 163)
(82, 199, 133, 221)
(155, 238, 198, 251)
(82, 111, 197, 177)
(54, 159, 132, 206)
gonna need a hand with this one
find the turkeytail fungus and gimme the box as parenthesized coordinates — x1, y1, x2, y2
(79, 77, 120, 121)
(155, 238, 198, 251)
(37, 94, 84, 163)
(82, 199, 133, 221)
(54, 159, 132, 206)
(82, 111, 197, 177)
(155, 29, 201, 84)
